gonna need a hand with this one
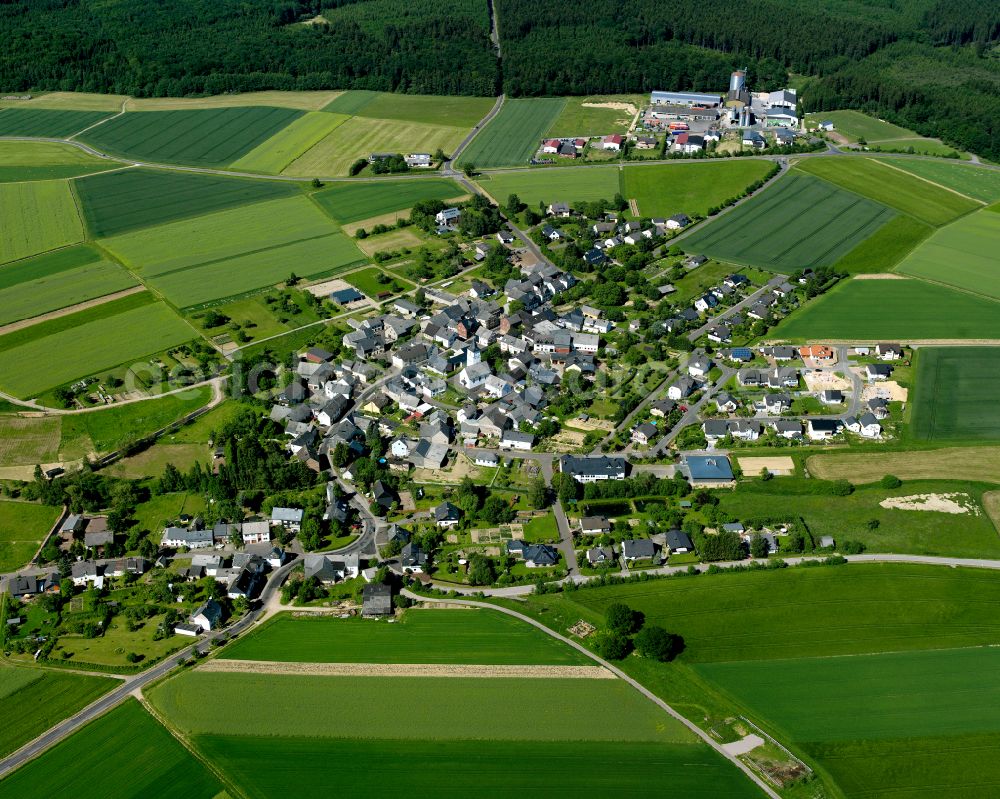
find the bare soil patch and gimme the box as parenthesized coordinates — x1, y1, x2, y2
(737, 456, 795, 475)
(861, 380, 908, 402)
(983, 491, 1000, 531)
(803, 370, 852, 393)
(565, 417, 614, 432)
(200, 659, 615, 679)
(0, 285, 144, 338)
(852, 273, 907, 280)
(880, 492, 979, 515)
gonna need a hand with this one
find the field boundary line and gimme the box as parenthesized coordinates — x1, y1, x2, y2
(0, 284, 146, 338)
(869, 157, 985, 204)
(66, 98, 128, 141)
(198, 659, 616, 679)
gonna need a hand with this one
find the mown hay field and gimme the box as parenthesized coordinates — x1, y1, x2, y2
(682, 172, 895, 272)
(771, 278, 1000, 340)
(0, 666, 116, 758)
(221, 610, 593, 665)
(456, 98, 567, 169)
(481, 166, 620, 207)
(0, 141, 117, 183)
(0, 295, 194, 397)
(126, 90, 342, 111)
(75, 168, 299, 237)
(0, 699, 223, 799)
(795, 157, 980, 227)
(0, 180, 84, 264)
(313, 178, 466, 224)
(911, 347, 1000, 441)
(895, 207, 1000, 299)
(806, 446, 1000, 484)
(230, 111, 350, 173)
(79, 106, 302, 167)
(888, 159, 1000, 203)
(623, 160, 774, 218)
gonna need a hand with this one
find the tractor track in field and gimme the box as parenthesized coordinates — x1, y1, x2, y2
(198, 659, 615, 679)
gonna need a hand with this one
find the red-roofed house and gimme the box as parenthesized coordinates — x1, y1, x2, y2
(602, 134, 624, 151)
(542, 139, 560, 154)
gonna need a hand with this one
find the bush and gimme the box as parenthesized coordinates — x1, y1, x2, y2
(841, 540, 866, 554)
(605, 602, 644, 635)
(593, 631, 632, 660)
(634, 625, 684, 662)
(880, 475, 902, 489)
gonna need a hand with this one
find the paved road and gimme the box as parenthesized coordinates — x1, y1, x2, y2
(403, 590, 781, 799)
(0, 558, 296, 779)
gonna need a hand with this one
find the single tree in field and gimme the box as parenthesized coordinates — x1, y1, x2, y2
(634, 625, 683, 662)
(605, 602, 644, 635)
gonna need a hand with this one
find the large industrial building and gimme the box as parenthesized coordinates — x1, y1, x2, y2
(649, 90, 721, 108)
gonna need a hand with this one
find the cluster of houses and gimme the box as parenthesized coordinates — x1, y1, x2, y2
(160, 507, 302, 551)
(579, 516, 695, 568)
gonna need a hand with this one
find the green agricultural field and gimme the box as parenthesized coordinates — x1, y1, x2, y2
(352, 93, 495, 128)
(0, 500, 61, 571)
(0, 141, 117, 182)
(321, 90, 380, 115)
(0, 699, 224, 799)
(545, 563, 1000, 662)
(0, 666, 116, 758)
(698, 647, 1000, 799)
(623, 160, 774, 218)
(284, 116, 468, 177)
(75, 168, 299, 237)
(479, 167, 620, 207)
(0, 296, 195, 398)
(887, 159, 1000, 203)
(0, 244, 98, 290)
(0, 415, 61, 468)
(546, 96, 643, 138)
(911, 348, 1000, 441)
(0, 108, 112, 137)
(717, 479, 1000, 558)
(805, 109, 916, 142)
(0, 180, 84, 264)
(78, 107, 303, 167)
(132, 492, 207, 535)
(313, 178, 466, 224)
(126, 91, 341, 112)
(457, 98, 567, 169)
(343, 267, 412, 298)
(0, 254, 136, 326)
(833, 214, 932, 272)
(229, 111, 350, 173)
(196, 736, 756, 799)
(150, 232, 365, 308)
(795, 157, 980, 226)
(895, 208, 1000, 299)
(221, 609, 593, 664)
(682, 172, 894, 272)
(772, 278, 1000, 340)
(152, 672, 689, 742)
(0, 92, 127, 112)
(102, 195, 339, 277)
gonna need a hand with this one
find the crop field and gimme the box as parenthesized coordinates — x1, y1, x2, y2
(698, 647, 1000, 799)
(196, 736, 756, 799)
(456, 98, 567, 168)
(795, 157, 980, 226)
(0, 92, 127, 112)
(75, 168, 299, 237)
(0, 699, 223, 799)
(888, 159, 1000, 203)
(548, 563, 1000, 662)
(0, 108, 112, 137)
(480, 167, 620, 207)
(229, 111, 350, 173)
(895, 208, 1000, 299)
(0, 416, 61, 468)
(0, 245, 135, 325)
(546, 95, 644, 138)
(126, 90, 342, 111)
(717, 478, 1000, 558)
(911, 348, 1000, 441)
(805, 110, 916, 143)
(0, 295, 195, 397)
(833, 214, 932, 272)
(0, 500, 61, 571)
(313, 178, 466, 224)
(151, 671, 688, 741)
(0, 141, 117, 182)
(0, 180, 84, 264)
(807, 446, 1000, 484)
(222, 610, 593, 664)
(682, 173, 894, 272)
(772, 278, 1000, 340)
(0, 666, 115, 758)
(102, 195, 339, 277)
(78, 107, 303, 167)
(321, 90, 380, 115)
(623, 160, 774, 218)
(150, 233, 365, 308)
(284, 116, 468, 177)
(351, 92, 495, 128)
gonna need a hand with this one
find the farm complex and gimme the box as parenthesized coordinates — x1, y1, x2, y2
(1, 76, 999, 799)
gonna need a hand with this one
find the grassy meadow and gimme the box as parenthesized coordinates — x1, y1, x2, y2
(623, 160, 774, 218)
(125, 91, 342, 111)
(313, 178, 466, 224)
(895, 207, 1000, 299)
(79, 106, 302, 167)
(807, 446, 1000, 484)
(457, 98, 567, 168)
(805, 110, 917, 142)
(887, 159, 1000, 203)
(546, 95, 643, 137)
(229, 111, 350, 173)
(0, 500, 61, 571)
(480, 166, 619, 207)
(221, 609, 593, 664)
(0, 141, 117, 182)
(772, 278, 1000, 340)
(683, 172, 894, 272)
(0, 180, 84, 264)
(833, 214, 932, 272)
(0, 699, 224, 799)
(911, 347, 1000, 441)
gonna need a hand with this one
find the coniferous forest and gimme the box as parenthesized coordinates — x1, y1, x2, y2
(0, 0, 997, 159)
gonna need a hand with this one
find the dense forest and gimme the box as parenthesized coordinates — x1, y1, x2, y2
(0, 0, 997, 159)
